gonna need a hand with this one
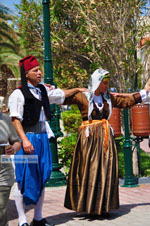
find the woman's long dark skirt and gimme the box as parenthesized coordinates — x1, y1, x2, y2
(64, 120, 119, 215)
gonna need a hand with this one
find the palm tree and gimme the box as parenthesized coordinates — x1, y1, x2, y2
(0, 3, 20, 77)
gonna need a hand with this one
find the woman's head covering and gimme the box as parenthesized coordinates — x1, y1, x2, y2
(87, 68, 110, 119)
(88, 68, 110, 93)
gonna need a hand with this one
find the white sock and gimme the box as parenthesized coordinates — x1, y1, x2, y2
(34, 188, 45, 221)
(14, 183, 28, 226)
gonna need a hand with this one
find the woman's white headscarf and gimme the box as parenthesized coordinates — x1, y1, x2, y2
(86, 68, 112, 119)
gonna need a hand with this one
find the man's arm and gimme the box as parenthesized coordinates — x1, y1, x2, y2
(44, 84, 88, 98)
(12, 117, 34, 154)
(8, 90, 33, 153)
(45, 84, 88, 104)
(63, 88, 88, 98)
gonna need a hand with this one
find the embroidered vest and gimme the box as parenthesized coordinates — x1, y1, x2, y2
(19, 84, 51, 126)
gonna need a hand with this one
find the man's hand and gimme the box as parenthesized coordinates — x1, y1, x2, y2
(12, 117, 34, 154)
(44, 83, 54, 90)
(22, 138, 34, 154)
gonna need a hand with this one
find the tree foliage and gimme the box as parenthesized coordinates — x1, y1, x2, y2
(14, 0, 148, 91)
(0, 3, 20, 77)
(0, 3, 18, 52)
(14, 0, 44, 62)
(51, 0, 147, 91)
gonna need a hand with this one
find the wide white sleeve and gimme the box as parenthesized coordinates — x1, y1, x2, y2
(8, 89, 25, 121)
(45, 86, 65, 104)
(147, 92, 150, 103)
(140, 89, 148, 103)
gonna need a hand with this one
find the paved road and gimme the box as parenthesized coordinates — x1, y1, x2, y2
(7, 138, 150, 226)
(8, 183, 150, 226)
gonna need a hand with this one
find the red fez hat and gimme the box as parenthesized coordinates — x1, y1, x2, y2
(19, 55, 40, 72)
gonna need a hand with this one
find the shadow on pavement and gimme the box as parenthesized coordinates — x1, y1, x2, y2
(8, 199, 34, 221)
(46, 212, 77, 225)
(7, 198, 150, 225)
(46, 202, 150, 225)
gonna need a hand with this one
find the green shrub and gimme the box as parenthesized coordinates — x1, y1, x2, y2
(58, 133, 77, 175)
(116, 139, 125, 178)
(116, 138, 150, 178)
(62, 105, 82, 134)
(140, 150, 150, 176)
(59, 105, 81, 175)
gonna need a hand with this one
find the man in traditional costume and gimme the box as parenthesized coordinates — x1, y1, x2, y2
(8, 55, 86, 226)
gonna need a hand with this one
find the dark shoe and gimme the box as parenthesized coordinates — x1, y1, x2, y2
(31, 218, 54, 226)
(101, 212, 110, 218)
(20, 223, 29, 226)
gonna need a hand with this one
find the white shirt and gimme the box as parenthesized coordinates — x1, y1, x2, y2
(8, 85, 65, 138)
(93, 94, 104, 112)
(140, 89, 150, 103)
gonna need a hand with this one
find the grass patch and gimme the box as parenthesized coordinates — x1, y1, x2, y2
(116, 138, 150, 178)
(140, 149, 150, 176)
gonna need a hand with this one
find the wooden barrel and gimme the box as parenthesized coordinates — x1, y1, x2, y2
(131, 104, 150, 137)
(109, 108, 121, 137)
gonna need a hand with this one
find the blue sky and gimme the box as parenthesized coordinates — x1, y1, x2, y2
(1, 0, 150, 15)
(1, 0, 21, 14)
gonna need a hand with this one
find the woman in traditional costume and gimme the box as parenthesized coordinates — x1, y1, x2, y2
(63, 68, 148, 215)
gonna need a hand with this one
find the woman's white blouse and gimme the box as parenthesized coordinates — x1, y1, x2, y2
(8, 85, 65, 138)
